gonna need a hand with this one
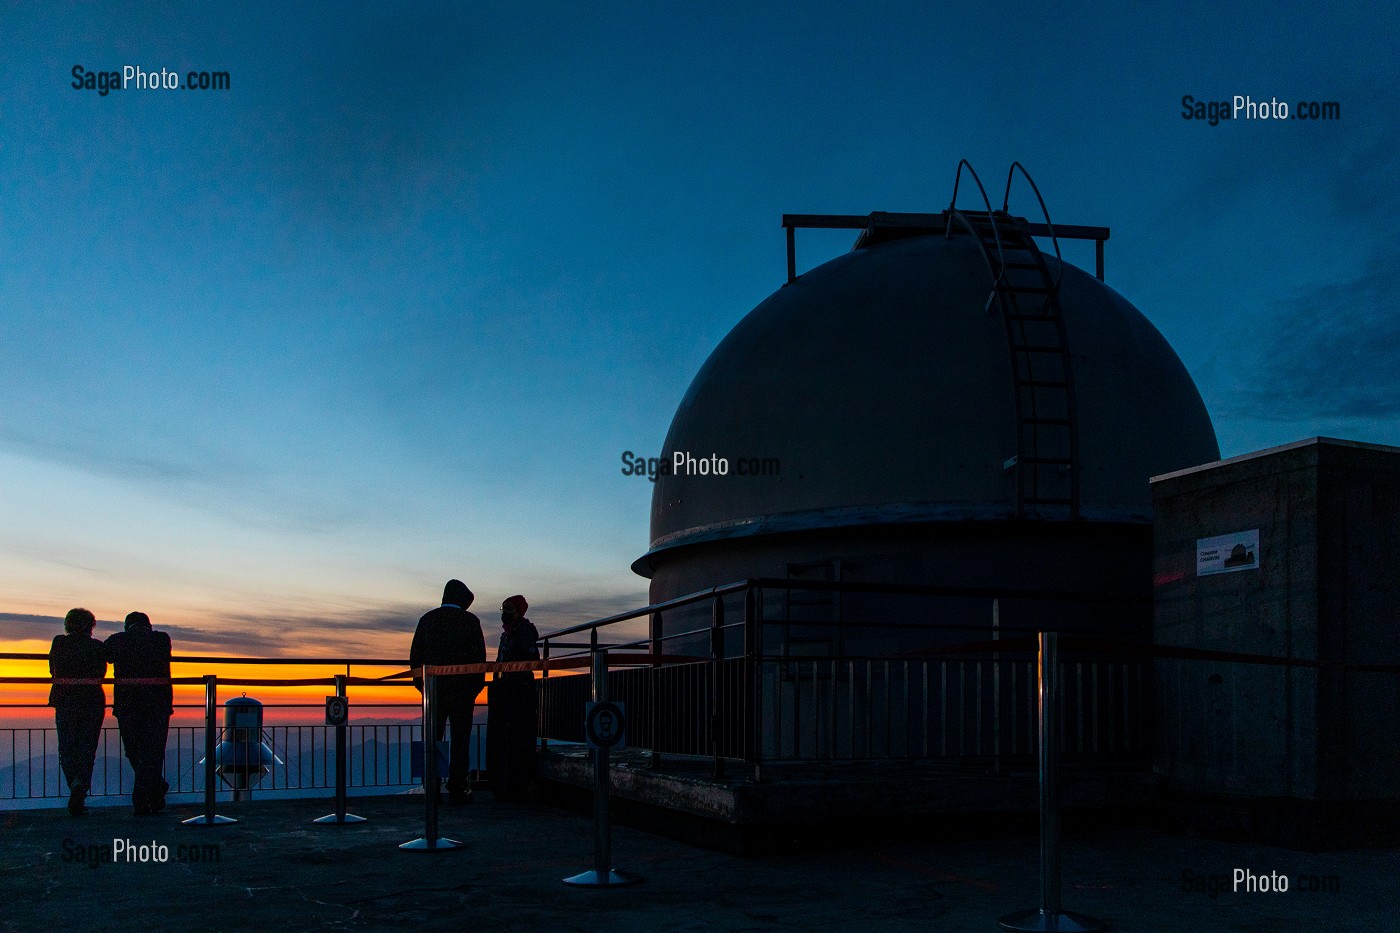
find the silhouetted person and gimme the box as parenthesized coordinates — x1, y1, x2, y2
(104, 611, 172, 815)
(410, 579, 486, 805)
(49, 608, 108, 816)
(487, 594, 540, 802)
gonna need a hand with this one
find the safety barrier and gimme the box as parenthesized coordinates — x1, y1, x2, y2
(0, 657, 478, 808)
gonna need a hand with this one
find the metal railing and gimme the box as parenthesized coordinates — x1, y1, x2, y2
(0, 719, 486, 805)
(535, 578, 1152, 780)
(0, 655, 485, 807)
(4, 581, 1154, 802)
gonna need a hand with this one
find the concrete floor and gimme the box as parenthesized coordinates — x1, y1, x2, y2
(1, 793, 1395, 931)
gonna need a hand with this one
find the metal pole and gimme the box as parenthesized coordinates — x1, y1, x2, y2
(749, 586, 765, 784)
(334, 675, 349, 820)
(539, 640, 550, 753)
(315, 674, 365, 824)
(998, 632, 1103, 932)
(993, 599, 1002, 767)
(742, 586, 758, 777)
(183, 675, 234, 825)
(564, 647, 640, 887)
(1040, 631, 1060, 915)
(592, 649, 610, 875)
(710, 594, 726, 781)
(400, 668, 462, 851)
(649, 610, 662, 770)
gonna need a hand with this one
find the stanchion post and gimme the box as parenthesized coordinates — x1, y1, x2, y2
(592, 649, 610, 875)
(564, 646, 640, 887)
(183, 674, 235, 826)
(998, 632, 1103, 932)
(400, 667, 462, 851)
(539, 640, 549, 753)
(315, 674, 365, 824)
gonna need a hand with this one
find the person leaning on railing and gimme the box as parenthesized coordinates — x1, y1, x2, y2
(104, 611, 173, 815)
(49, 608, 108, 816)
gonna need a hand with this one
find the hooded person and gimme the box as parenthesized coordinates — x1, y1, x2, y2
(409, 579, 486, 804)
(486, 594, 540, 801)
(104, 611, 173, 815)
(49, 608, 108, 815)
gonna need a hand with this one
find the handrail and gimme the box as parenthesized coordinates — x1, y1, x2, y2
(0, 653, 410, 664)
(944, 210, 1007, 313)
(946, 159, 1006, 286)
(1002, 161, 1065, 291)
(539, 581, 755, 642)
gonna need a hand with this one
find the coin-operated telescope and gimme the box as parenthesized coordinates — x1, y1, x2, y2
(200, 696, 282, 799)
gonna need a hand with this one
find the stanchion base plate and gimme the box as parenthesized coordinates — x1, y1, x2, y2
(313, 813, 367, 824)
(563, 869, 643, 887)
(398, 837, 464, 851)
(181, 814, 237, 826)
(999, 908, 1106, 932)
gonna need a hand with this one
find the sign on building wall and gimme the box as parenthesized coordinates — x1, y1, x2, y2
(1197, 529, 1260, 575)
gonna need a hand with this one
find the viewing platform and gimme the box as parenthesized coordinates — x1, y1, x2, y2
(2, 793, 1392, 931)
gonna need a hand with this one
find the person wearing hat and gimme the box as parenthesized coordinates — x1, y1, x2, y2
(410, 579, 486, 805)
(486, 594, 540, 802)
(49, 608, 108, 815)
(104, 611, 173, 815)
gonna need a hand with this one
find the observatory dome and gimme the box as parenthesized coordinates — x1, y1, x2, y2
(634, 225, 1218, 590)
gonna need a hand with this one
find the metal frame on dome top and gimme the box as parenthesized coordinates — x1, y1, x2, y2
(780, 213, 1108, 284)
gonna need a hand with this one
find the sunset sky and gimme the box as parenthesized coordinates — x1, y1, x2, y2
(3, 2, 1397, 691)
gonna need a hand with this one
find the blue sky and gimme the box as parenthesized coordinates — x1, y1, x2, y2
(2, 2, 1396, 656)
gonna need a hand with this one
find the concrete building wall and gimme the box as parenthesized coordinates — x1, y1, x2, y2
(1151, 437, 1400, 802)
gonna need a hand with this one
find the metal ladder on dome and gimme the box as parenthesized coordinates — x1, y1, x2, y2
(945, 160, 1080, 520)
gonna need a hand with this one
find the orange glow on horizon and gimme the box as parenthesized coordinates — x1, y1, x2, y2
(0, 639, 432, 723)
(0, 637, 587, 724)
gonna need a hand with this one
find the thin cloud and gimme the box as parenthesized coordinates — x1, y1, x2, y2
(0, 612, 78, 643)
(1221, 251, 1400, 421)
(531, 591, 651, 630)
(1188, 90, 1400, 427)
(2, 607, 420, 659)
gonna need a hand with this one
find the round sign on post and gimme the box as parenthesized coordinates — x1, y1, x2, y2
(325, 695, 348, 727)
(585, 701, 625, 749)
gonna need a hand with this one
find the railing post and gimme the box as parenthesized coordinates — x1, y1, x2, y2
(400, 668, 462, 851)
(649, 610, 662, 770)
(710, 594, 725, 781)
(315, 674, 365, 824)
(182, 674, 235, 826)
(999, 632, 1103, 932)
(743, 585, 763, 783)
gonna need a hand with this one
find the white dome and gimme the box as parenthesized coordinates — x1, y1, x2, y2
(636, 230, 1218, 577)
